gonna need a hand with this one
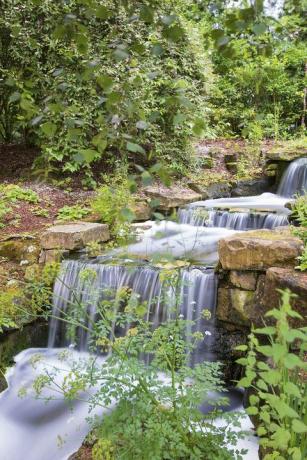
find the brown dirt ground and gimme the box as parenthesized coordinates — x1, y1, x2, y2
(0, 139, 272, 239)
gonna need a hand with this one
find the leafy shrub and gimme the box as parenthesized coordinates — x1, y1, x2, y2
(237, 290, 307, 460)
(0, 286, 23, 332)
(291, 194, 307, 271)
(91, 173, 135, 243)
(57, 205, 90, 222)
(291, 194, 307, 228)
(1, 0, 210, 177)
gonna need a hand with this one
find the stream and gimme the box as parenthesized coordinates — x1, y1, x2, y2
(0, 157, 306, 460)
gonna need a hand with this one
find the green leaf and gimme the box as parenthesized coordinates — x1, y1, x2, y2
(283, 353, 304, 369)
(95, 5, 110, 19)
(151, 44, 164, 57)
(260, 410, 270, 424)
(284, 382, 301, 398)
(193, 118, 206, 136)
(260, 370, 281, 386)
(120, 207, 135, 222)
(292, 419, 307, 433)
(97, 75, 114, 92)
(41, 122, 57, 137)
(79, 149, 99, 163)
(235, 345, 248, 352)
(246, 406, 258, 415)
(257, 426, 267, 436)
(141, 171, 152, 186)
(273, 400, 299, 419)
(271, 427, 291, 450)
(8, 91, 21, 103)
(140, 6, 154, 23)
(127, 142, 146, 155)
(254, 327, 276, 335)
(253, 23, 267, 36)
(249, 395, 259, 405)
(173, 113, 186, 126)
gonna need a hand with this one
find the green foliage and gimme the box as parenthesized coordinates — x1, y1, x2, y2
(0, 184, 39, 203)
(291, 194, 307, 227)
(0, 184, 39, 227)
(296, 246, 307, 272)
(0, 201, 11, 228)
(0, 286, 23, 332)
(91, 173, 135, 243)
(198, 1, 307, 138)
(32, 267, 248, 459)
(291, 194, 307, 271)
(0, 0, 210, 178)
(57, 205, 90, 222)
(237, 290, 307, 460)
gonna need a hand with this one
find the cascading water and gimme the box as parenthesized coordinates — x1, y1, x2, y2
(1, 157, 305, 460)
(49, 259, 218, 364)
(278, 157, 307, 197)
(178, 157, 307, 230)
(178, 208, 289, 230)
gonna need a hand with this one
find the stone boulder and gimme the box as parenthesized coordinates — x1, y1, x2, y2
(219, 229, 303, 270)
(188, 181, 232, 200)
(231, 178, 270, 197)
(41, 223, 110, 250)
(229, 271, 258, 290)
(0, 236, 40, 265)
(216, 288, 255, 326)
(144, 186, 201, 210)
(132, 200, 151, 221)
(266, 144, 307, 162)
(262, 267, 307, 326)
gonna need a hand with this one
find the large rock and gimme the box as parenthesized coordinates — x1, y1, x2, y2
(216, 287, 255, 326)
(262, 267, 307, 326)
(229, 271, 258, 290)
(219, 229, 303, 270)
(231, 178, 270, 197)
(188, 181, 232, 200)
(41, 223, 110, 250)
(266, 144, 307, 162)
(0, 236, 40, 264)
(144, 186, 201, 210)
(132, 200, 151, 221)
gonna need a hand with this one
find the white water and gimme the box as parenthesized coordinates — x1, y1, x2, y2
(0, 348, 110, 460)
(179, 157, 307, 231)
(48, 260, 218, 364)
(1, 158, 306, 459)
(178, 208, 289, 230)
(0, 348, 259, 460)
(125, 220, 238, 263)
(278, 157, 307, 197)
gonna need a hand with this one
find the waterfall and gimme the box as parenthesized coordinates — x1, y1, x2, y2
(49, 260, 217, 364)
(178, 208, 289, 230)
(278, 157, 307, 197)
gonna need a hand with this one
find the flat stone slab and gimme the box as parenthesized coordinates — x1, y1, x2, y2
(218, 228, 303, 270)
(41, 223, 110, 250)
(144, 186, 201, 210)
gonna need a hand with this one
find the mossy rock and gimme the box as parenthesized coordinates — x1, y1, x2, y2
(0, 238, 40, 264)
(266, 138, 307, 161)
